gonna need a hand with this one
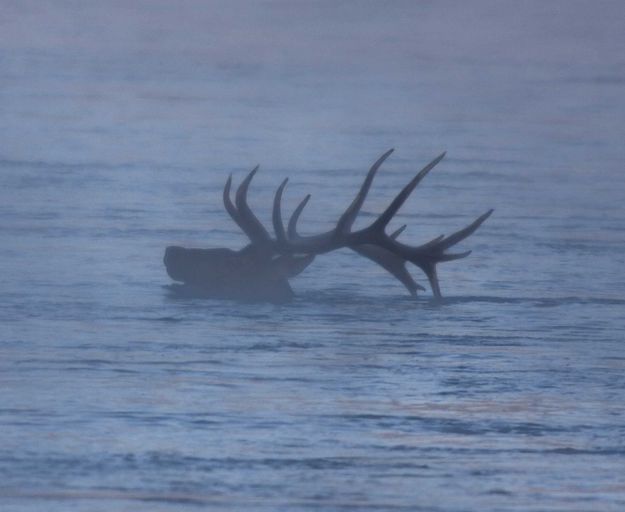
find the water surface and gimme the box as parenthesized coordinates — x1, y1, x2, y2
(1, 1, 625, 510)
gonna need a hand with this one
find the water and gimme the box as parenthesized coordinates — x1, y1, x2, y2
(2, 1, 625, 510)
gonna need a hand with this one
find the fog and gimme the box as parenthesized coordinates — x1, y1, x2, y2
(1, 1, 625, 510)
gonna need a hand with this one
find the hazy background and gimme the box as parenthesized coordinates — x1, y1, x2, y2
(1, 1, 624, 510)
(3, 0, 624, 169)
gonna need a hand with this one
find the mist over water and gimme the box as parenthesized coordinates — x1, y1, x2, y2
(2, 1, 625, 510)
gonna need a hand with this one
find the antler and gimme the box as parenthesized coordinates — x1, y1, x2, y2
(223, 166, 274, 251)
(350, 225, 426, 296)
(224, 150, 493, 298)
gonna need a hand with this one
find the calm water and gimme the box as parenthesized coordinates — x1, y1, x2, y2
(1, 1, 625, 510)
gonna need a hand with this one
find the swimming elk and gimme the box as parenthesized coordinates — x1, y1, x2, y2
(164, 149, 493, 302)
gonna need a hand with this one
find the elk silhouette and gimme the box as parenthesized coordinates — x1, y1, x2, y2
(164, 149, 493, 302)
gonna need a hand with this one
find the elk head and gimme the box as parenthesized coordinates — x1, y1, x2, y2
(164, 245, 313, 302)
(164, 149, 493, 302)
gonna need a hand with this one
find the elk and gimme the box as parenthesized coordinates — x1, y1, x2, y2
(164, 149, 493, 302)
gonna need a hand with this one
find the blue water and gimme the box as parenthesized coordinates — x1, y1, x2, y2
(2, 1, 625, 510)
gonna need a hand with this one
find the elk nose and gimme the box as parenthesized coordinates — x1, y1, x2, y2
(163, 246, 180, 267)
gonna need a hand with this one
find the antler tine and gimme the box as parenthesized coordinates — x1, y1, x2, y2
(436, 209, 494, 251)
(390, 224, 426, 292)
(223, 174, 241, 224)
(439, 250, 472, 262)
(234, 165, 272, 244)
(422, 263, 441, 299)
(272, 178, 289, 244)
(223, 173, 263, 245)
(419, 234, 446, 250)
(370, 152, 446, 233)
(335, 148, 394, 234)
(390, 224, 406, 239)
(287, 194, 311, 240)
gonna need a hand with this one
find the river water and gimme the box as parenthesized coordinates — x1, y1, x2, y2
(1, 1, 625, 510)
